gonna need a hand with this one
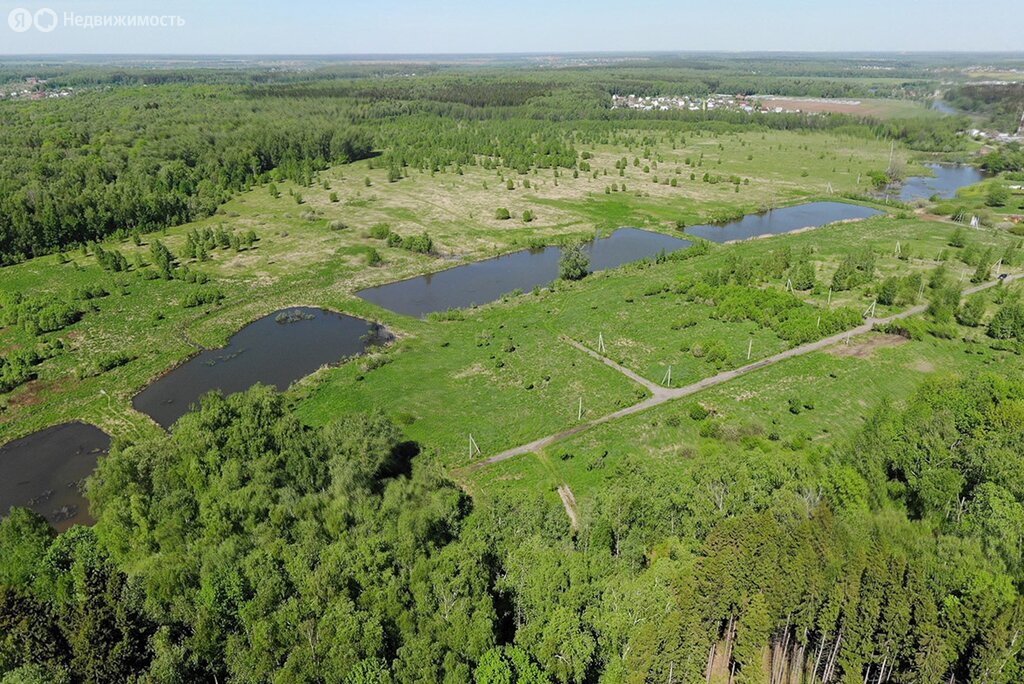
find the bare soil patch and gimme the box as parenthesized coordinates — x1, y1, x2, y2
(756, 97, 865, 114)
(828, 333, 908, 359)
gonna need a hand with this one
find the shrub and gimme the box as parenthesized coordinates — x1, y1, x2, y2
(95, 352, 132, 373)
(791, 262, 817, 291)
(987, 303, 1024, 340)
(831, 249, 875, 291)
(558, 243, 590, 281)
(369, 223, 393, 240)
(927, 286, 963, 325)
(495, 208, 511, 220)
(182, 286, 224, 308)
(32, 301, 81, 334)
(985, 185, 1009, 207)
(0, 348, 40, 392)
(877, 276, 900, 306)
(949, 227, 966, 248)
(688, 403, 710, 421)
(956, 297, 986, 327)
(402, 232, 433, 254)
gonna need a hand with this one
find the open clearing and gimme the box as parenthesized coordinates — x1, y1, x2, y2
(753, 96, 939, 118)
(0, 129, 926, 443)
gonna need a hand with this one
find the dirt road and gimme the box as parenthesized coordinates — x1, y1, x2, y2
(469, 275, 1014, 469)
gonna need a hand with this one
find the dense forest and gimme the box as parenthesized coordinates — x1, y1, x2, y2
(944, 83, 1024, 132)
(1, 373, 1022, 683)
(0, 61, 972, 264)
(0, 86, 373, 263)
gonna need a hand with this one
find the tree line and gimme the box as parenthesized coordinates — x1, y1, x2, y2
(0, 85, 372, 264)
(1, 373, 1022, 683)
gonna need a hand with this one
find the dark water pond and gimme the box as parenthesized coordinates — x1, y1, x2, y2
(684, 202, 882, 243)
(0, 422, 110, 530)
(356, 228, 692, 317)
(894, 164, 985, 202)
(134, 307, 388, 428)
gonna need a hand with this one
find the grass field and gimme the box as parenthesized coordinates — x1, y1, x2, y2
(753, 96, 941, 118)
(297, 213, 1018, 466)
(0, 127, 1009, 467)
(467, 294, 1024, 518)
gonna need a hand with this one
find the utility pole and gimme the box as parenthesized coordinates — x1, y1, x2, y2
(863, 299, 877, 319)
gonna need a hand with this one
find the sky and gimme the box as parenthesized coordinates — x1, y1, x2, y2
(0, 0, 1021, 55)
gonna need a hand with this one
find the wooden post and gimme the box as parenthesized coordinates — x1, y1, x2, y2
(827, 288, 833, 307)
(469, 434, 481, 459)
(747, 338, 753, 360)
(598, 332, 606, 354)
(578, 397, 583, 421)
(663, 365, 672, 387)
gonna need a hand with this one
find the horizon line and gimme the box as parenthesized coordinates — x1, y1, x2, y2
(2, 49, 1024, 59)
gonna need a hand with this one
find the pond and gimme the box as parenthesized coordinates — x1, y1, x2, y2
(893, 164, 985, 202)
(683, 201, 882, 243)
(134, 307, 389, 428)
(0, 422, 110, 531)
(356, 227, 692, 317)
